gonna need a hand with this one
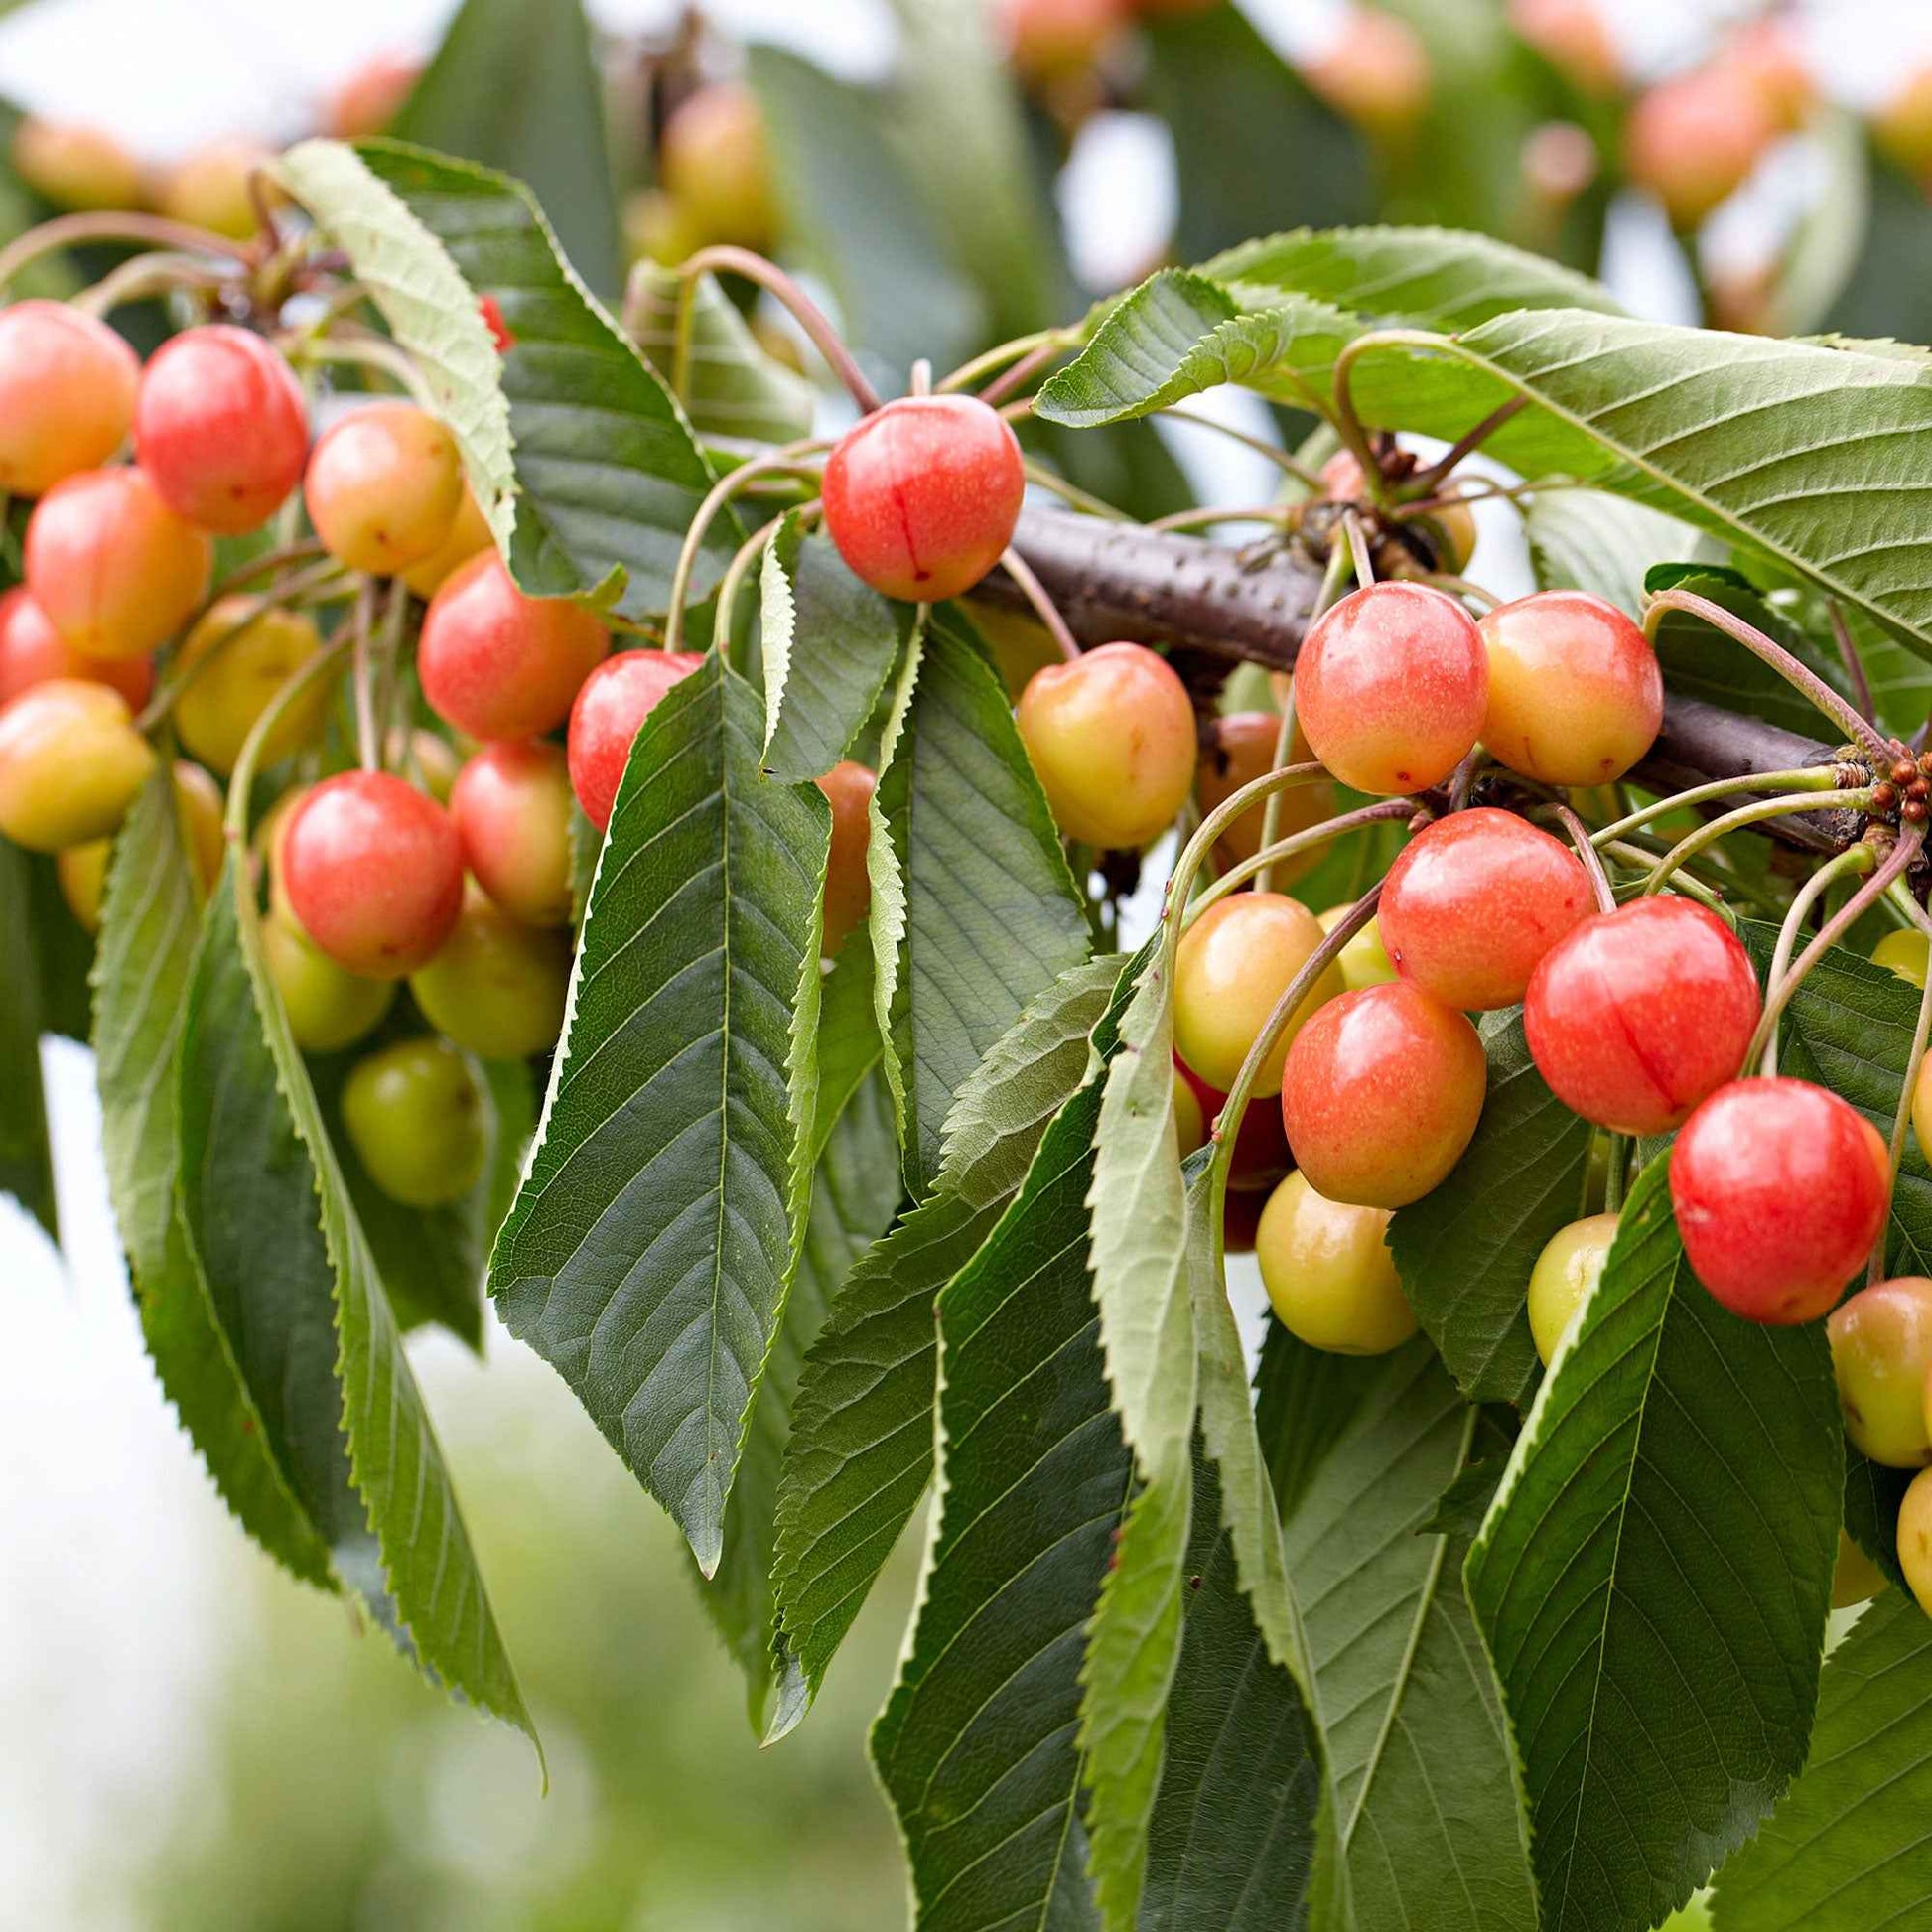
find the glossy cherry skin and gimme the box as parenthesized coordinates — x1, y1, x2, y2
(1174, 1055, 1292, 1189)
(1477, 591, 1663, 786)
(1257, 1170, 1418, 1354)
(410, 885, 571, 1059)
(304, 402, 464, 576)
(11, 118, 142, 211)
(401, 487, 492, 599)
(0, 678, 154, 851)
(174, 599, 332, 775)
(1670, 1078, 1890, 1324)
(817, 759, 875, 953)
(1282, 981, 1486, 1209)
(1527, 1212, 1619, 1365)
(1524, 897, 1759, 1137)
(1318, 904, 1397, 991)
(419, 550, 608, 741)
(280, 771, 465, 979)
(1624, 67, 1777, 227)
(341, 1037, 486, 1209)
(261, 910, 395, 1054)
(566, 648, 705, 832)
(1899, 1469, 1932, 1615)
(1018, 642, 1196, 849)
(821, 395, 1026, 605)
(25, 467, 212, 659)
(0, 586, 149, 708)
(1873, 927, 1930, 989)
(0, 300, 139, 496)
(57, 759, 222, 932)
(134, 325, 309, 535)
(660, 82, 777, 250)
(1301, 9, 1432, 136)
(1196, 707, 1334, 878)
(1379, 808, 1593, 1012)
(450, 740, 575, 928)
(1173, 892, 1343, 1096)
(1829, 1276, 1932, 1468)
(1294, 582, 1487, 795)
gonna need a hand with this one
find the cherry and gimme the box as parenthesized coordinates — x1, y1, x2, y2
(1256, 1171, 1418, 1355)
(11, 119, 142, 211)
(410, 885, 572, 1059)
(1221, 1183, 1268, 1257)
(624, 188, 705, 271)
(1172, 1065, 1206, 1159)
(1831, 1531, 1886, 1610)
(57, 759, 222, 932)
(174, 599, 331, 776)
(1524, 897, 1759, 1137)
(1873, 927, 1930, 989)
(325, 52, 422, 140)
(304, 402, 464, 576)
(1017, 642, 1196, 849)
(1508, 0, 1620, 94)
(25, 467, 212, 659)
(659, 83, 778, 250)
(1477, 590, 1662, 786)
(1173, 892, 1342, 1096)
(280, 770, 464, 979)
(134, 325, 309, 536)
(1527, 1211, 1618, 1365)
(0, 300, 140, 497)
(341, 1037, 486, 1209)
(566, 648, 705, 832)
(155, 138, 277, 241)
(1174, 1055, 1292, 1188)
(817, 759, 875, 954)
(418, 550, 608, 742)
(820, 395, 1026, 605)
(261, 910, 394, 1054)
(1000, 0, 1125, 86)
(1899, 1467, 1932, 1615)
(1875, 69, 1932, 183)
(1624, 68, 1778, 228)
(1912, 1059, 1932, 1170)
(1828, 1276, 1932, 1468)
(1281, 981, 1486, 1208)
(1318, 450, 1477, 574)
(401, 487, 492, 599)
(451, 741, 575, 929)
(1318, 904, 1397, 991)
(0, 587, 150, 709)
(0, 678, 154, 851)
(1196, 708, 1334, 878)
(1294, 582, 1487, 795)
(1379, 808, 1592, 1012)
(1301, 9, 1432, 138)
(1670, 1077, 1890, 1324)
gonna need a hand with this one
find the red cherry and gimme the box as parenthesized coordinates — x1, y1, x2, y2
(820, 395, 1026, 605)
(1671, 1078, 1890, 1324)
(419, 551, 608, 742)
(133, 325, 310, 535)
(281, 771, 464, 980)
(1378, 808, 1593, 1011)
(566, 648, 706, 831)
(1280, 980, 1487, 1209)
(0, 299, 140, 496)
(1174, 1055, 1292, 1189)
(0, 586, 150, 707)
(1293, 581, 1487, 795)
(1524, 897, 1760, 1137)
(450, 740, 574, 929)
(817, 759, 875, 954)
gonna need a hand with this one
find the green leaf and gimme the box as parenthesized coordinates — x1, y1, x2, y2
(809, 936, 884, 1167)
(1523, 488, 1711, 617)
(1843, 1450, 1910, 1592)
(94, 769, 331, 1586)
(1253, 1314, 1390, 1520)
(1466, 1157, 1841, 1932)
(178, 860, 535, 1744)
(489, 654, 827, 1574)
(1711, 1590, 1932, 1930)
(1284, 1344, 1536, 1930)
(388, 0, 621, 300)
(759, 517, 908, 785)
(1389, 1008, 1592, 1406)
(625, 262, 815, 446)
(870, 611, 1089, 1195)
(29, 849, 93, 1041)
(0, 838, 55, 1241)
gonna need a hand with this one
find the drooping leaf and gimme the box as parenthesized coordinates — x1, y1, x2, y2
(1466, 1157, 1840, 1932)
(94, 769, 331, 1586)
(488, 653, 828, 1575)
(0, 837, 55, 1241)
(1252, 1313, 1389, 1520)
(1389, 1007, 1593, 1406)
(1523, 488, 1710, 617)
(1711, 1589, 1932, 1930)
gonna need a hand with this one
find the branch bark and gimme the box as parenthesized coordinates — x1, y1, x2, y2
(1003, 505, 1868, 856)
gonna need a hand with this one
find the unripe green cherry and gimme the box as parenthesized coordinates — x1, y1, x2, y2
(817, 759, 875, 954)
(1317, 904, 1397, 991)
(57, 759, 222, 931)
(1173, 892, 1343, 1096)
(174, 599, 333, 775)
(409, 886, 572, 1059)
(1828, 1276, 1932, 1468)
(304, 402, 464, 576)
(1831, 1530, 1887, 1610)
(1196, 708, 1333, 877)
(1873, 927, 1929, 989)
(262, 910, 395, 1054)
(0, 677, 154, 850)
(341, 1036, 487, 1208)
(1018, 642, 1196, 849)
(0, 300, 140, 497)
(451, 740, 575, 929)
(1527, 1212, 1618, 1365)
(1257, 1171, 1417, 1355)
(659, 83, 778, 250)
(1897, 1466, 1932, 1616)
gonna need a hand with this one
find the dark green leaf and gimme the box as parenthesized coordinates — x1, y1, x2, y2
(1843, 1449, 1910, 1594)
(0, 838, 55, 1240)
(1253, 1314, 1390, 1520)
(29, 849, 92, 1041)
(489, 654, 828, 1574)
(809, 936, 883, 1167)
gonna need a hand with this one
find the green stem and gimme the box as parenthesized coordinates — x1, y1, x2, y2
(936, 328, 1068, 396)
(350, 581, 379, 772)
(1877, 950, 1932, 1284)
(1549, 803, 1616, 914)
(998, 547, 1080, 662)
(1597, 841, 1726, 913)
(74, 251, 234, 316)
(1019, 460, 1131, 521)
(1195, 798, 1418, 919)
(286, 333, 435, 408)
(1603, 1136, 1630, 1216)
(223, 639, 356, 842)
(1156, 407, 1326, 491)
(1590, 766, 1847, 847)
(1757, 845, 1872, 1077)
(1642, 789, 1874, 893)
(0, 210, 252, 291)
(1341, 509, 1375, 589)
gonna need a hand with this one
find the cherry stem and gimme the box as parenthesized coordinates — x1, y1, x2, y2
(1145, 505, 1293, 534)
(1341, 509, 1375, 589)
(1825, 600, 1876, 724)
(1641, 788, 1875, 893)
(1199, 798, 1418, 918)
(936, 328, 1069, 399)
(1598, 840, 1727, 914)
(676, 245, 882, 414)
(1020, 460, 1131, 521)
(1590, 766, 1847, 847)
(1642, 587, 1890, 765)
(998, 547, 1080, 663)
(1603, 1136, 1630, 1216)
(1420, 572, 1499, 610)
(0, 211, 253, 291)
(222, 637, 356, 843)
(1156, 408, 1326, 491)
(286, 332, 436, 409)
(909, 357, 932, 398)
(1758, 844, 1871, 1078)
(1327, 337, 1399, 505)
(1877, 948, 1932, 1285)
(73, 251, 236, 316)
(1550, 803, 1617, 914)
(1405, 397, 1528, 497)
(350, 580, 380, 773)
(975, 332, 1078, 409)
